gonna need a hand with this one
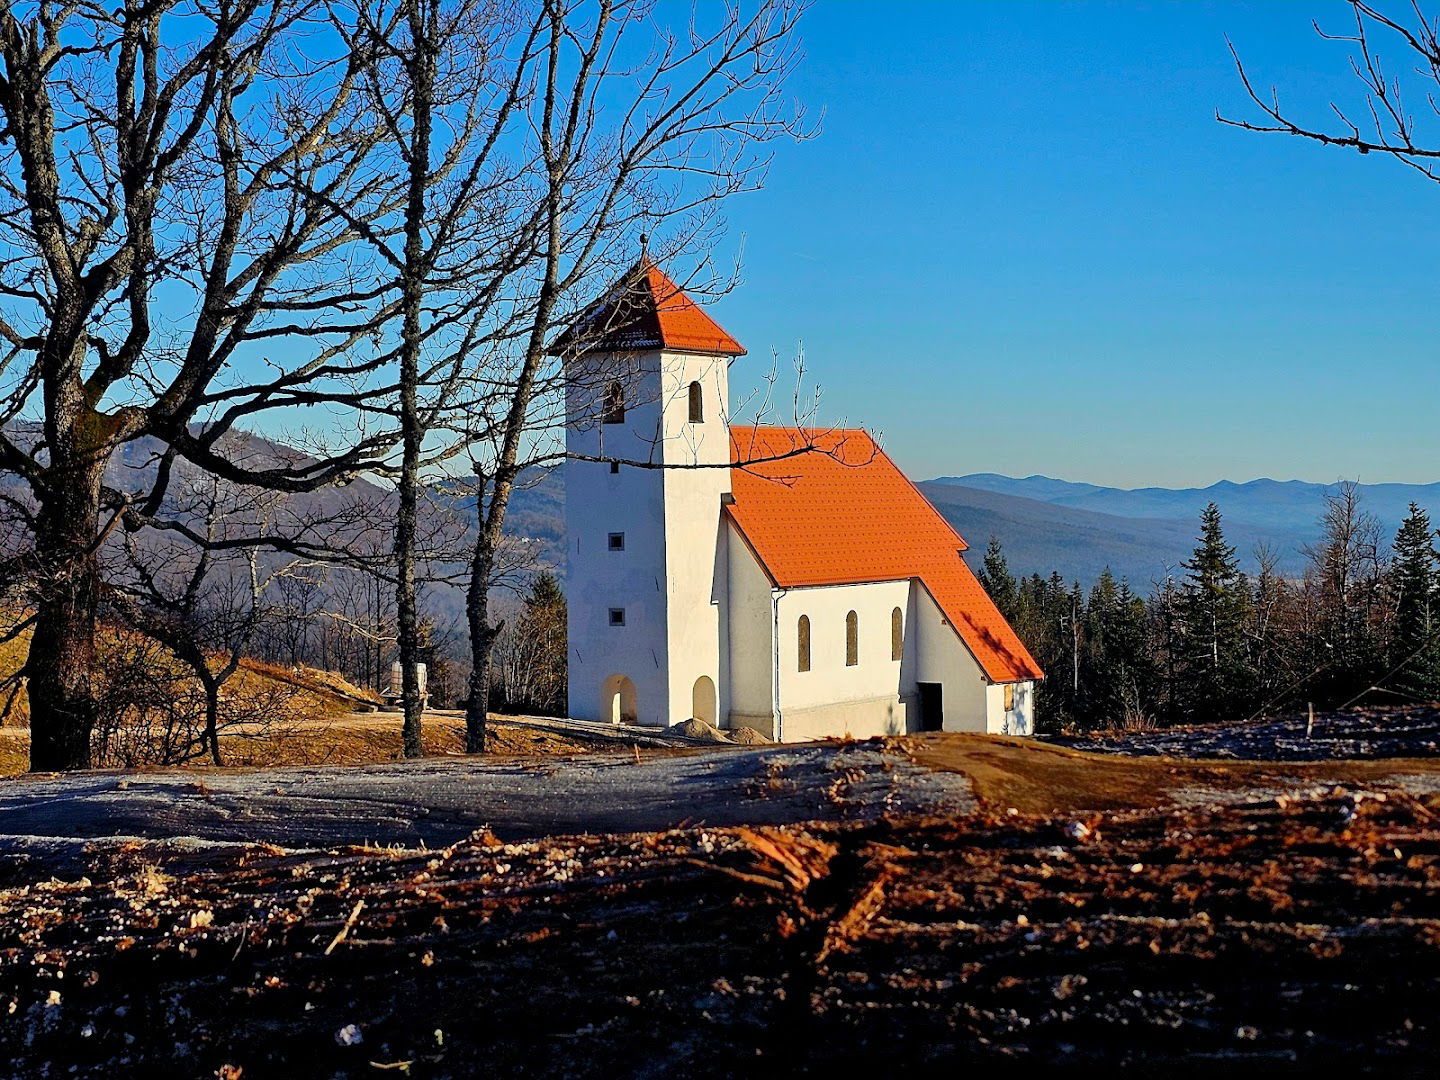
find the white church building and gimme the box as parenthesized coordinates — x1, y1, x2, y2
(555, 256, 1042, 741)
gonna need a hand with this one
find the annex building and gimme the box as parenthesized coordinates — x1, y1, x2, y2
(556, 256, 1042, 741)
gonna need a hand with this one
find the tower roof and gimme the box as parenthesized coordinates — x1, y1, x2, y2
(548, 256, 746, 357)
(726, 427, 1044, 684)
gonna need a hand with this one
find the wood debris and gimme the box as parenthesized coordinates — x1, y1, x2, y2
(2, 789, 1439, 1074)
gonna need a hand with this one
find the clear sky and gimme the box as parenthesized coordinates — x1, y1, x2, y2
(713, 1, 1440, 488)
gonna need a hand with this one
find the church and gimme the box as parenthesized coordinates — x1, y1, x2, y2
(555, 256, 1042, 741)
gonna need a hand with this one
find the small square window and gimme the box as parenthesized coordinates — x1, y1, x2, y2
(609, 461, 620, 475)
(608, 532, 625, 551)
(608, 608, 626, 627)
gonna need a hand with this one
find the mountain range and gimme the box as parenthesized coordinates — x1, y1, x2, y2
(12, 417, 1430, 602)
(925, 474, 1440, 589)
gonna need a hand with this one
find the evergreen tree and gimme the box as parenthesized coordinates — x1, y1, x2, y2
(977, 536, 1019, 621)
(1178, 503, 1254, 722)
(1390, 503, 1440, 697)
(1081, 570, 1157, 727)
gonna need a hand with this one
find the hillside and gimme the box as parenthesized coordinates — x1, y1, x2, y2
(917, 481, 1301, 587)
(940, 473, 1440, 531)
(931, 472, 1440, 586)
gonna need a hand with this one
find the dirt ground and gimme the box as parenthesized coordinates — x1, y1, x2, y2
(4, 786, 1440, 1077)
(9, 711, 1440, 1075)
(911, 731, 1440, 814)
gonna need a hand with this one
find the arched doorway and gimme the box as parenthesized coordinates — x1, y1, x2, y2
(691, 675, 717, 725)
(601, 674, 638, 725)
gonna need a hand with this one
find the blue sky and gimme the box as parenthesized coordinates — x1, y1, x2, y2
(712, 1, 1440, 488)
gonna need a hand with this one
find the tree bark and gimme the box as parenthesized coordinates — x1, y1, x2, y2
(464, 476, 499, 753)
(27, 444, 106, 771)
(394, 0, 438, 760)
(198, 667, 223, 767)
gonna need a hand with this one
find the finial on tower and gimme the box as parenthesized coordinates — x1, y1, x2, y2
(639, 232, 649, 259)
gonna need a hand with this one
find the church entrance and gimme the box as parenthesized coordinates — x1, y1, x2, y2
(917, 682, 943, 732)
(602, 675, 638, 725)
(691, 676, 717, 725)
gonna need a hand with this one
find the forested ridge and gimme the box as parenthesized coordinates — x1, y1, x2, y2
(978, 484, 1440, 732)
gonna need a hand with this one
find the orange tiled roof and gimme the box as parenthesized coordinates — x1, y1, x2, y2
(727, 427, 1043, 683)
(548, 256, 745, 357)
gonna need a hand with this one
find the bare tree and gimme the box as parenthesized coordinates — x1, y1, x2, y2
(319, 0, 815, 754)
(1301, 482, 1388, 701)
(0, 0, 427, 769)
(450, 0, 812, 753)
(108, 464, 279, 764)
(1222, 2, 1440, 181)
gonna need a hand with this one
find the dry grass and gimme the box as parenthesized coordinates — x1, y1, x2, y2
(0, 712, 620, 775)
(235, 658, 380, 706)
(215, 713, 609, 768)
(0, 614, 31, 728)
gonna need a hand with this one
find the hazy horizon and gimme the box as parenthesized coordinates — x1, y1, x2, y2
(926, 471, 1440, 491)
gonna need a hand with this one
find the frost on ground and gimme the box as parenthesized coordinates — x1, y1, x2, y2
(0, 740, 975, 871)
(1050, 705, 1440, 761)
(3, 790, 1440, 1076)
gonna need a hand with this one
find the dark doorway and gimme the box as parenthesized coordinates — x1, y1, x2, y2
(917, 682, 943, 732)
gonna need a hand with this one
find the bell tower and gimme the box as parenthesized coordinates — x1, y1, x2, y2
(553, 256, 745, 727)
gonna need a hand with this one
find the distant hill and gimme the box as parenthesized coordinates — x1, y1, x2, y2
(937, 474, 1440, 531)
(917, 483, 1285, 589)
(929, 473, 1440, 588)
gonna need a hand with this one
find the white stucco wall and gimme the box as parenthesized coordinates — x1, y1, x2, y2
(565, 347, 732, 728)
(720, 574, 1035, 742)
(659, 351, 732, 726)
(985, 680, 1035, 735)
(565, 359, 669, 726)
(774, 580, 912, 741)
(910, 586, 989, 733)
(725, 525, 775, 729)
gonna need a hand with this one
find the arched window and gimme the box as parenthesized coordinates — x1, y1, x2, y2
(845, 610, 858, 667)
(891, 607, 903, 661)
(797, 615, 811, 673)
(603, 380, 625, 425)
(687, 380, 704, 423)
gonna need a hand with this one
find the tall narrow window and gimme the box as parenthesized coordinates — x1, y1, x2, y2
(891, 607, 903, 661)
(845, 610, 858, 667)
(1004, 684, 1016, 712)
(797, 615, 811, 673)
(687, 380, 704, 423)
(603, 380, 625, 424)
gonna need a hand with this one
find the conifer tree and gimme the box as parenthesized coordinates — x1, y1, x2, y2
(977, 536, 1019, 621)
(1179, 502, 1254, 722)
(1390, 503, 1440, 698)
(1082, 570, 1155, 727)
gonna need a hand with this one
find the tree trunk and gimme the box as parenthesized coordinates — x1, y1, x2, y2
(199, 669, 223, 767)
(394, 0, 437, 760)
(464, 487, 499, 754)
(27, 454, 106, 772)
